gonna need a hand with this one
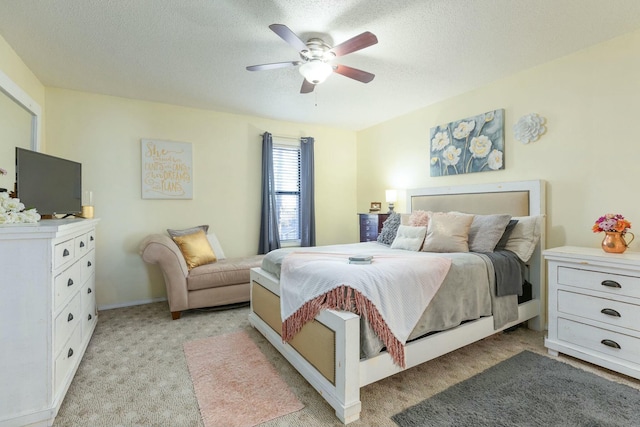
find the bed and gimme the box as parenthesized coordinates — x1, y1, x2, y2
(248, 180, 546, 424)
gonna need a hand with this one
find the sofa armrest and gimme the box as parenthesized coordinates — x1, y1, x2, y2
(140, 233, 189, 312)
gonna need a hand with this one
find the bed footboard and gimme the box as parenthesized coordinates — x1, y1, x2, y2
(249, 267, 362, 424)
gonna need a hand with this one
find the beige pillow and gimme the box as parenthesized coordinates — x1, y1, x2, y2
(422, 212, 474, 253)
(171, 229, 217, 270)
(504, 215, 544, 262)
(390, 225, 427, 251)
(206, 232, 226, 260)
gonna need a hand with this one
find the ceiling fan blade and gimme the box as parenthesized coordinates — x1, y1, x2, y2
(330, 31, 378, 57)
(269, 24, 308, 52)
(246, 61, 301, 71)
(300, 79, 315, 94)
(333, 64, 375, 83)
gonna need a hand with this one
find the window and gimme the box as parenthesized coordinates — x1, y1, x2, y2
(272, 142, 300, 243)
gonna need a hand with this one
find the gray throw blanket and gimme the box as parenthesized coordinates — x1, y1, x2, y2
(482, 249, 524, 296)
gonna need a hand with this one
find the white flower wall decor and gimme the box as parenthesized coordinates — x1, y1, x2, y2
(429, 109, 505, 177)
(514, 113, 546, 144)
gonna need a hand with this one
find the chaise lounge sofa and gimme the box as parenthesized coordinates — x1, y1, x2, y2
(140, 232, 264, 319)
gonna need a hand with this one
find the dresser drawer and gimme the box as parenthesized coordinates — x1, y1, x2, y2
(81, 250, 95, 282)
(557, 266, 640, 299)
(54, 261, 82, 310)
(558, 290, 640, 332)
(54, 326, 83, 394)
(75, 233, 89, 258)
(87, 230, 96, 251)
(54, 292, 82, 356)
(54, 238, 75, 269)
(82, 297, 97, 340)
(81, 276, 96, 309)
(557, 317, 640, 365)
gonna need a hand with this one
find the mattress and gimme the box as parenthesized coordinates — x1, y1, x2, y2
(261, 242, 517, 358)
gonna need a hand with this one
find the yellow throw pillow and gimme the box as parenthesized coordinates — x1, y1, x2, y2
(172, 229, 217, 270)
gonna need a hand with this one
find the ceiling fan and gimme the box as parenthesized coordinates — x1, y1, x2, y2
(246, 24, 378, 94)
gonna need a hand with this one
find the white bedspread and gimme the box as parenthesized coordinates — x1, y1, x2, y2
(280, 251, 451, 367)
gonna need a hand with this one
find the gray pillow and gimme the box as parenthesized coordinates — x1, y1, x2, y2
(467, 214, 512, 253)
(167, 225, 209, 238)
(376, 213, 401, 246)
(495, 219, 519, 250)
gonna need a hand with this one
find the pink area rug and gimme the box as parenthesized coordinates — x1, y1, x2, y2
(184, 331, 304, 427)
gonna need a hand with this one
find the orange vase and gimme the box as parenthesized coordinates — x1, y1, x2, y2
(601, 231, 635, 253)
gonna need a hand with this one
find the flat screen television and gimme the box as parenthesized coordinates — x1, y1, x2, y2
(15, 147, 82, 216)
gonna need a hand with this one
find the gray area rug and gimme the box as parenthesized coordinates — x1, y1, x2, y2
(392, 350, 640, 427)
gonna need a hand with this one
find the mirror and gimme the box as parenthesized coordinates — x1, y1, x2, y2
(0, 69, 41, 192)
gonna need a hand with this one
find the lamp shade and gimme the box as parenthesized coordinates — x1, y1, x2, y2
(299, 60, 333, 84)
(385, 189, 397, 203)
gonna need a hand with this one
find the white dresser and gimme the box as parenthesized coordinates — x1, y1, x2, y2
(544, 246, 640, 380)
(0, 219, 99, 427)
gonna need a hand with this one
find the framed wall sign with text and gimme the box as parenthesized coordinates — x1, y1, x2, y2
(141, 139, 193, 199)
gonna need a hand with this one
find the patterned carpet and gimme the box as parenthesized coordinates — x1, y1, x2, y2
(54, 302, 640, 427)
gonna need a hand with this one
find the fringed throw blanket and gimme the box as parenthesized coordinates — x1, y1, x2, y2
(280, 252, 452, 368)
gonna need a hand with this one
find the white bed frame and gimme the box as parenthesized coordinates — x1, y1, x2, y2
(249, 180, 546, 424)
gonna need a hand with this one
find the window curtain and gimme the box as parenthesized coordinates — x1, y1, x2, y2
(300, 137, 316, 247)
(258, 132, 280, 254)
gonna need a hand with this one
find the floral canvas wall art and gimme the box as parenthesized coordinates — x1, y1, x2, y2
(429, 109, 504, 176)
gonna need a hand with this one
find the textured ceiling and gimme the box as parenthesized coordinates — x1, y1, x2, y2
(1, 0, 640, 130)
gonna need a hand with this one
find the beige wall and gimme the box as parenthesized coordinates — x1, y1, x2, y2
(44, 89, 357, 308)
(357, 29, 640, 251)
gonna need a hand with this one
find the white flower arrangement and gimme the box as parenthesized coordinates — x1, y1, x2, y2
(0, 192, 41, 224)
(514, 113, 546, 144)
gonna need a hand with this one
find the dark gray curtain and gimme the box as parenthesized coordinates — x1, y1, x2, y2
(258, 132, 280, 254)
(300, 137, 316, 247)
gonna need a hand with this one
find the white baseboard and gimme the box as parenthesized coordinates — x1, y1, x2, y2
(98, 297, 167, 311)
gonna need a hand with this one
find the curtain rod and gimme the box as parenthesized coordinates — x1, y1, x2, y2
(260, 133, 302, 141)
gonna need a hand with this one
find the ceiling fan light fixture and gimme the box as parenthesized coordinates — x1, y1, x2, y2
(299, 60, 333, 84)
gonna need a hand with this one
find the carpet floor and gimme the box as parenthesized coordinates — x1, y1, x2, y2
(54, 302, 640, 426)
(184, 331, 304, 427)
(392, 350, 640, 427)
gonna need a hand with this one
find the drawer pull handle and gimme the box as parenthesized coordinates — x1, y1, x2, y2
(90, 236, 94, 241)
(601, 339, 621, 349)
(87, 288, 92, 294)
(67, 313, 74, 322)
(88, 314, 92, 321)
(79, 241, 85, 248)
(63, 248, 70, 257)
(601, 280, 621, 288)
(601, 308, 621, 317)
(67, 278, 74, 287)
(87, 261, 92, 267)
(68, 348, 74, 358)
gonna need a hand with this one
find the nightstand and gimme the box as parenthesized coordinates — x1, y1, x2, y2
(358, 213, 389, 242)
(544, 246, 640, 380)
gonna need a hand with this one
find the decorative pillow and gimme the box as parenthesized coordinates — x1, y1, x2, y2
(494, 219, 519, 251)
(408, 210, 430, 227)
(422, 212, 474, 253)
(377, 212, 401, 246)
(167, 224, 209, 238)
(206, 232, 226, 260)
(171, 229, 217, 270)
(504, 215, 544, 262)
(467, 214, 512, 253)
(390, 225, 427, 251)
(400, 213, 412, 226)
